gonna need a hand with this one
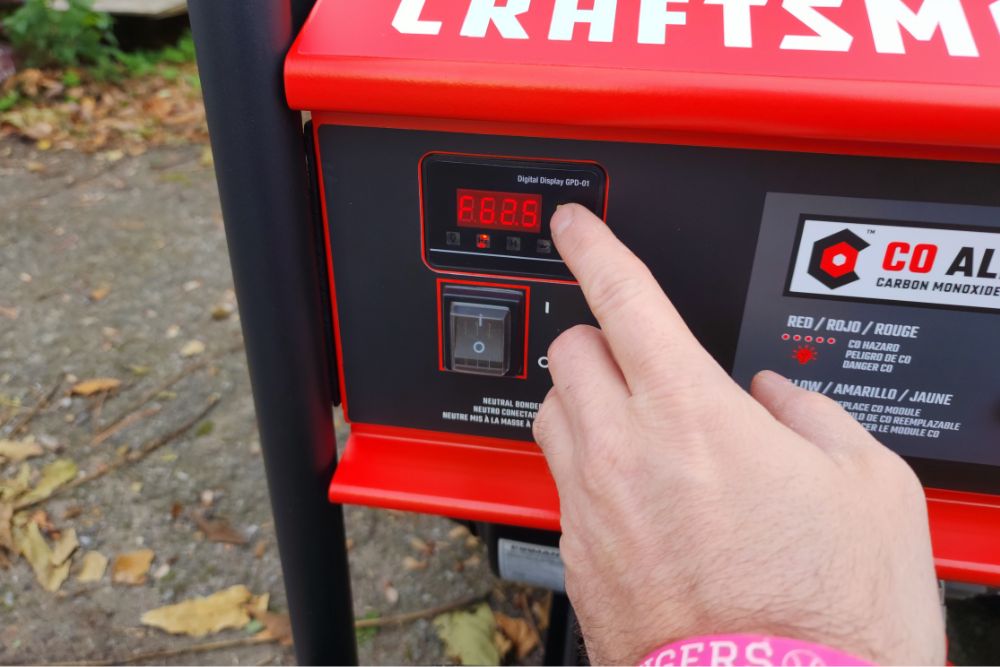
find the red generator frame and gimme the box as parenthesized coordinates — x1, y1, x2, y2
(286, 1, 1000, 588)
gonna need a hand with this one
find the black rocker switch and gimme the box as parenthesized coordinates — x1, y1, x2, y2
(441, 285, 525, 377)
(450, 302, 510, 375)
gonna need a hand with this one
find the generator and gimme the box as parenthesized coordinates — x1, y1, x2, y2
(189, 1, 1000, 663)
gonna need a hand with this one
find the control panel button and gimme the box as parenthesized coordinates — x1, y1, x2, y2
(449, 302, 510, 376)
(476, 233, 491, 249)
(506, 237, 522, 252)
(536, 239, 552, 254)
(446, 231, 461, 246)
(441, 284, 526, 378)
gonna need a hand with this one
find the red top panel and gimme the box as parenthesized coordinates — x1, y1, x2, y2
(286, 0, 1000, 149)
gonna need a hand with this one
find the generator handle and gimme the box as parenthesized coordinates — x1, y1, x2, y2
(188, 1, 358, 664)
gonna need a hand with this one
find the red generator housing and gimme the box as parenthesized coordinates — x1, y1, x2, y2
(285, 0, 1000, 586)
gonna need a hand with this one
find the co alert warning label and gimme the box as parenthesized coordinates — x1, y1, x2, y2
(787, 218, 1000, 312)
(733, 194, 1000, 470)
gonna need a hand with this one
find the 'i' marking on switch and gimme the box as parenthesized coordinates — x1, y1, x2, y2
(545, 301, 550, 314)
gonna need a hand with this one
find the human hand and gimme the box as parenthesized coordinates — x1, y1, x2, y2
(533, 204, 944, 666)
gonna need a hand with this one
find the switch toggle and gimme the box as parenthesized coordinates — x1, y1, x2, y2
(441, 284, 526, 378)
(450, 302, 510, 376)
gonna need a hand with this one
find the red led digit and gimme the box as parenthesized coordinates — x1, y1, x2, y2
(456, 189, 543, 234)
(457, 194, 475, 223)
(480, 196, 496, 225)
(521, 198, 539, 231)
(500, 198, 517, 226)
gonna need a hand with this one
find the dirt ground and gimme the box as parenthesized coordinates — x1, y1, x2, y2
(0, 139, 548, 666)
(1, 138, 998, 666)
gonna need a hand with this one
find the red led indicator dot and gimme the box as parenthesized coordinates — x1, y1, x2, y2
(805, 336, 813, 342)
(816, 336, 825, 343)
(793, 335, 802, 341)
(781, 333, 790, 341)
(476, 233, 490, 249)
(827, 337, 836, 345)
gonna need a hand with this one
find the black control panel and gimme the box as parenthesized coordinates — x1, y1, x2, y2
(318, 125, 1000, 495)
(421, 154, 606, 280)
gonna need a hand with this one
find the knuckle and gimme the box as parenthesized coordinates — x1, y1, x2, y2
(585, 262, 649, 320)
(577, 454, 612, 493)
(532, 394, 558, 445)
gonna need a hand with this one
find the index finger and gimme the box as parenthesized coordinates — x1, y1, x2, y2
(550, 204, 728, 395)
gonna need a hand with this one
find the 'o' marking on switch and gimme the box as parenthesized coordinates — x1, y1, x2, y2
(472, 341, 486, 354)
(545, 301, 550, 314)
(537, 355, 549, 369)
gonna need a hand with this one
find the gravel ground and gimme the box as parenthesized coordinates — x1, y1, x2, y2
(0, 140, 542, 666)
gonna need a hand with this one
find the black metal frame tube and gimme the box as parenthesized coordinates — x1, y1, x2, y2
(187, 1, 358, 663)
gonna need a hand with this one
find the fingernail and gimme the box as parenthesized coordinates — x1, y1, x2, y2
(550, 204, 575, 237)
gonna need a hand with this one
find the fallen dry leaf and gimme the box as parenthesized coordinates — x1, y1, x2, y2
(77, 550, 108, 583)
(433, 603, 499, 666)
(383, 581, 399, 606)
(495, 612, 540, 660)
(409, 536, 433, 556)
(29, 510, 55, 534)
(402, 555, 428, 572)
(70, 378, 121, 396)
(14, 521, 70, 592)
(50, 528, 78, 566)
(18, 458, 77, 506)
(141, 584, 254, 637)
(180, 340, 205, 358)
(251, 609, 293, 647)
(0, 437, 44, 464)
(0, 306, 18, 320)
(253, 540, 267, 559)
(247, 592, 269, 616)
(0, 464, 31, 503)
(210, 302, 234, 320)
(89, 285, 111, 302)
(493, 630, 513, 660)
(532, 595, 552, 632)
(448, 525, 471, 540)
(193, 512, 247, 545)
(111, 548, 154, 585)
(0, 503, 13, 553)
(62, 506, 84, 520)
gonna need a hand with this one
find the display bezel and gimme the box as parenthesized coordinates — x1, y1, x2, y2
(421, 153, 607, 281)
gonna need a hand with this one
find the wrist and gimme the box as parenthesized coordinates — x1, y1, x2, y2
(639, 634, 873, 666)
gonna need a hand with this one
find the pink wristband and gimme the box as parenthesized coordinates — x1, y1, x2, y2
(639, 634, 874, 666)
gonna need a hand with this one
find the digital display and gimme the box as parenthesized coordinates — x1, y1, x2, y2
(456, 189, 542, 234)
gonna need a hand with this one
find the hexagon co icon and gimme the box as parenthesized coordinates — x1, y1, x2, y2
(807, 229, 870, 289)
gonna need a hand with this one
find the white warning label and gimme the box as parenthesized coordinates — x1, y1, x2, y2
(498, 539, 565, 592)
(788, 218, 1000, 311)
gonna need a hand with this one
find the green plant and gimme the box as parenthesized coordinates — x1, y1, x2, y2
(61, 69, 82, 87)
(2, 0, 118, 69)
(0, 90, 20, 112)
